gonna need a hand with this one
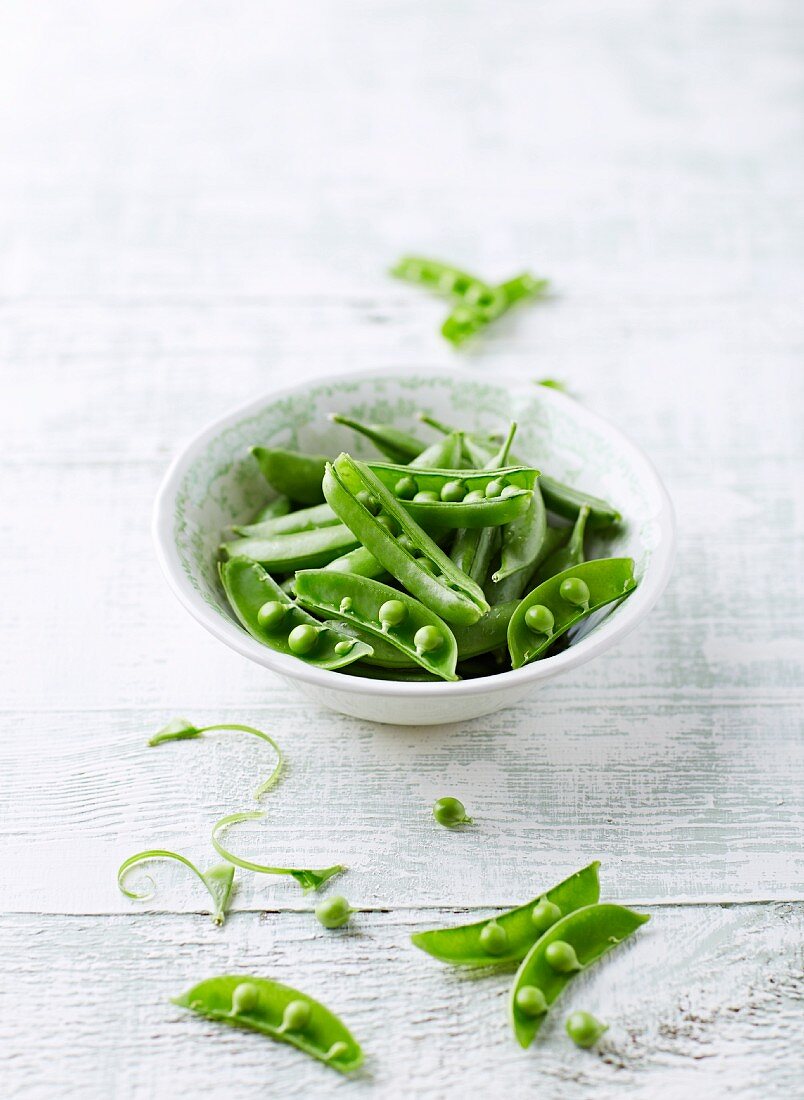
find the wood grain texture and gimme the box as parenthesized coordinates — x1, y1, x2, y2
(1, 905, 801, 1100)
(1, 0, 803, 1095)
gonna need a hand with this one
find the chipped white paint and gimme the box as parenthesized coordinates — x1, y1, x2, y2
(1, 0, 802, 1096)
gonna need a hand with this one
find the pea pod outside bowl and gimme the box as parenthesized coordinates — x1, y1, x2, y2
(152, 368, 675, 725)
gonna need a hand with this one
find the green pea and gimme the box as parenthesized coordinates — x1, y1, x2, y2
(485, 478, 505, 498)
(339, 596, 353, 613)
(413, 490, 440, 503)
(355, 489, 381, 515)
(334, 640, 354, 655)
(315, 895, 354, 929)
(479, 920, 508, 956)
(500, 484, 520, 499)
(515, 985, 548, 1017)
(288, 624, 319, 655)
(432, 796, 472, 828)
(531, 898, 562, 931)
(463, 488, 485, 504)
(230, 981, 260, 1015)
(397, 534, 417, 554)
(440, 479, 466, 503)
(379, 599, 407, 630)
(565, 1010, 608, 1048)
(394, 475, 418, 500)
(376, 513, 398, 535)
(524, 605, 554, 635)
(325, 1040, 349, 1061)
(414, 625, 443, 654)
(257, 600, 287, 630)
(559, 576, 591, 609)
(281, 999, 311, 1032)
(544, 940, 582, 973)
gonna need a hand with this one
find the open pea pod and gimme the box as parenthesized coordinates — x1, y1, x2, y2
(508, 558, 637, 669)
(323, 453, 489, 626)
(251, 447, 329, 505)
(530, 505, 589, 587)
(510, 903, 650, 1048)
(366, 462, 537, 529)
(219, 558, 372, 669)
(221, 524, 359, 571)
(173, 974, 363, 1074)
(294, 570, 458, 681)
(411, 862, 600, 966)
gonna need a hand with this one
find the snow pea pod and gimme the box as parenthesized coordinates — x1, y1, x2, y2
(234, 502, 339, 539)
(411, 862, 600, 966)
(409, 430, 464, 469)
(330, 414, 424, 463)
(530, 505, 589, 586)
(323, 453, 489, 626)
(451, 421, 517, 585)
(251, 446, 329, 505)
(510, 903, 649, 1048)
(487, 524, 567, 606)
(508, 558, 637, 668)
(366, 462, 538, 529)
(249, 495, 291, 524)
(324, 544, 388, 581)
(294, 570, 458, 680)
(219, 558, 372, 669)
(390, 255, 496, 301)
(172, 974, 363, 1074)
(442, 273, 548, 346)
(221, 524, 359, 571)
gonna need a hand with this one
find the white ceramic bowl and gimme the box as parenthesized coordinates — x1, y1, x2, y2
(153, 368, 675, 724)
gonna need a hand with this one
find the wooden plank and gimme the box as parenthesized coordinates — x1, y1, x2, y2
(1, 905, 801, 1099)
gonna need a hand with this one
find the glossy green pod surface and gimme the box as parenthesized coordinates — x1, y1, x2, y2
(294, 570, 458, 680)
(219, 558, 372, 669)
(411, 862, 600, 966)
(510, 903, 649, 1047)
(251, 446, 329, 504)
(221, 524, 359, 571)
(507, 558, 637, 669)
(173, 974, 363, 1073)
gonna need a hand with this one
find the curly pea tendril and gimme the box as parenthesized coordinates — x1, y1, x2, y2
(149, 718, 283, 800)
(211, 810, 345, 893)
(117, 850, 235, 926)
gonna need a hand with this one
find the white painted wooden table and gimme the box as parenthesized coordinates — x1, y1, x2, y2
(2, 2, 802, 1096)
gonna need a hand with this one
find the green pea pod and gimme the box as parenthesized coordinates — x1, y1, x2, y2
(390, 255, 499, 304)
(251, 447, 329, 505)
(451, 421, 517, 584)
(323, 454, 489, 626)
(234, 502, 339, 539)
(172, 974, 363, 1074)
(450, 600, 519, 660)
(322, 620, 409, 669)
(294, 570, 458, 681)
(487, 525, 567, 606)
(219, 558, 372, 669)
(419, 417, 620, 530)
(366, 462, 538, 529)
(324, 544, 388, 581)
(508, 558, 637, 669)
(530, 505, 589, 587)
(221, 524, 359, 571)
(411, 862, 600, 966)
(510, 903, 650, 1048)
(409, 430, 464, 469)
(441, 273, 548, 346)
(330, 414, 424, 464)
(249, 495, 291, 524)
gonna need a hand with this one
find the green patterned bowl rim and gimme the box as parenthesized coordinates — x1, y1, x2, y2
(152, 367, 676, 698)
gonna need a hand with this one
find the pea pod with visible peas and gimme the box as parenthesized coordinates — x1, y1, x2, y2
(221, 524, 359, 571)
(366, 461, 538, 529)
(323, 453, 489, 625)
(172, 974, 363, 1074)
(219, 558, 373, 669)
(442, 273, 548, 346)
(411, 862, 600, 966)
(294, 570, 458, 680)
(451, 421, 518, 585)
(508, 558, 637, 668)
(251, 446, 329, 505)
(487, 524, 567, 606)
(510, 903, 649, 1048)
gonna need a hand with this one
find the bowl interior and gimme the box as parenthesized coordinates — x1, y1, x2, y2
(168, 371, 666, 676)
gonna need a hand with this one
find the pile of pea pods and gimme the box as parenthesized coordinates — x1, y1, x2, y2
(219, 413, 637, 682)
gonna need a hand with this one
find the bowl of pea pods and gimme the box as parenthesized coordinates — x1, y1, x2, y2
(153, 368, 675, 724)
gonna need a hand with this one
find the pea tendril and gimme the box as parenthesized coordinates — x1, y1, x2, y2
(211, 810, 345, 892)
(149, 718, 283, 800)
(116, 849, 235, 926)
